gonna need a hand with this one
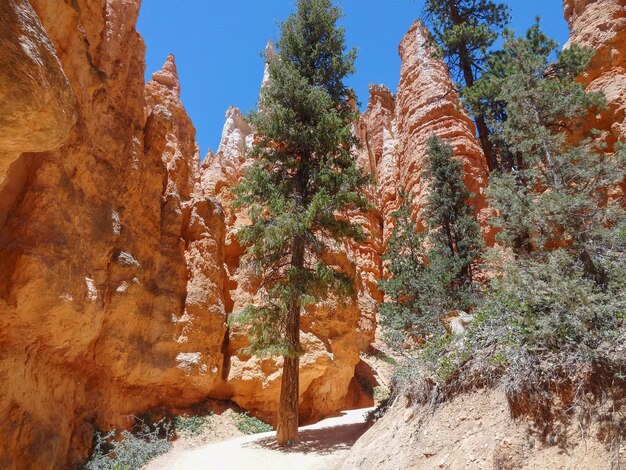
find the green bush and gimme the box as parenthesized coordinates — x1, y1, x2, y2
(84, 419, 172, 470)
(373, 386, 390, 402)
(174, 414, 213, 437)
(234, 412, 273, 434)
(406, 247, 626, 421)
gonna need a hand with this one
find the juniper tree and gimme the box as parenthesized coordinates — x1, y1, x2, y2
(482, 23, 624, 282)
(423, 0, 510, 171)
(379, 136, 482, 345)
(230, 0, 369, 445)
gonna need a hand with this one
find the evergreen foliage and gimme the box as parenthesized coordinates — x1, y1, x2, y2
(379, 136, 482, 346)
(480, 23, 624, 279)
(230, 0, 369, 357)
(85, 419, 172, 470)
(386, 24, 626, 438)
(229, 0, 369, 445)
(423, 136, 483, 287)
(423, 0, 510, 170)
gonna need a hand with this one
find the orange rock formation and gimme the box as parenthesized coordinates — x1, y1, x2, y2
(200, 105, 377, 424)
(359, 21, 491, 248)
(0, 1, 225, 467)
(564, 0, 626, 149)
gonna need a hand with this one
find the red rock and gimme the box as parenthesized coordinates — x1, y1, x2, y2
(0, 2, 226, 468)
(360, 21, 492, 252)
(564, 0, 626, 149)
(564, 0, 626, 199)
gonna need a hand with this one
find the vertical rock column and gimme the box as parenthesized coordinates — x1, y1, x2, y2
(394, 21, 489, 232)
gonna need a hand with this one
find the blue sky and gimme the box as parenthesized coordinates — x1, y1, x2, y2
(137, 1, 570, 157)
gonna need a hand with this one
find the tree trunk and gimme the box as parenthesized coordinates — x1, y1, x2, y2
(276, 236, 304, 446)
(276, 354, 300, 445)
(447, 0, 497, 172)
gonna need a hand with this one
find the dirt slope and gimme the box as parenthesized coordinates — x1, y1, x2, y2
(337, 389, 624, 469)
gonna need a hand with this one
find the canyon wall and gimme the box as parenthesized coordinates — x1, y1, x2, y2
(564, 0, 626, 198)
(0, 1, 385, 467)
(4, 0, 620, 468)
(0, 1, 226, 468)
(564, 0, 626, 149)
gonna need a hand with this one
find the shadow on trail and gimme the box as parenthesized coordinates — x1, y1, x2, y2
(246, 421, 371, 455)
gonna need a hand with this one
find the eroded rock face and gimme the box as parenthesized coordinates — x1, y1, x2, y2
(0, 0, 77, 159)
(0, 2, 226, 468)
(564, 0, 626, 200)
(1, 3, 580, 468)
(396, 22, 488, 222)
(564, 0, 626, 148)
(359, 21, 492, 251)
(200, 102, 376, 424)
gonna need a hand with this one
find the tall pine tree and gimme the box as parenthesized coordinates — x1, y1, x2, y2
(230, 0, 369, 445)
(423, 0, 510, 171)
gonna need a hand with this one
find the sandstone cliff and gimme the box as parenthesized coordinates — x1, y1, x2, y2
(4, 0, 619, 467)
(564, 0, 626, 199)
(359, 22, 492, 248)
(564, 0, 626, 149)
(0, 1, 226, 468)
(200, 106, 377, 425)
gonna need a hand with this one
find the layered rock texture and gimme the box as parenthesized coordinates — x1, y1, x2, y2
(358, 22, 491, 247)
(564, 0, 626, 198)
(0, 1, 225, 468)
(564, 0, 626, 149)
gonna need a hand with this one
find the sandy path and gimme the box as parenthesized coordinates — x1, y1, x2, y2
(145, 407, 374, 470)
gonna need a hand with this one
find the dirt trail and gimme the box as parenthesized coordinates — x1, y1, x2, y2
(145, 407, 375, 470)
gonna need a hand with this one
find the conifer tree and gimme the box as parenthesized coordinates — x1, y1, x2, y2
(481, 24, 624, 281)
(424, 135, 483, 288)
(423, 0, 510, 171)
(379, 136, 482, 345)
(230, 0, 369, 445)
(455, 26, 626, 391)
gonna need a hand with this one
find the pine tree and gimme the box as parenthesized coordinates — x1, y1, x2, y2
(379, 194, 434, 346)
(379, 136, 482, 345)
(455, 25, 626, 395)
(423, 0, 510, 171)
(230, 0, 369, 446)
(424, 135, 483, 288)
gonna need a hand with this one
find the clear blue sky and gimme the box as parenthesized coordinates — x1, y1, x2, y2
(137, 1, 569, 158)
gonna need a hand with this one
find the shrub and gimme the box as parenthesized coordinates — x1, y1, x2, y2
(373, 386, 391, 402)
(84, 418, 172, 470)
(399, 247, 626, 443)
(174, 414, 213, 437)
(234, 412, 273, 434)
